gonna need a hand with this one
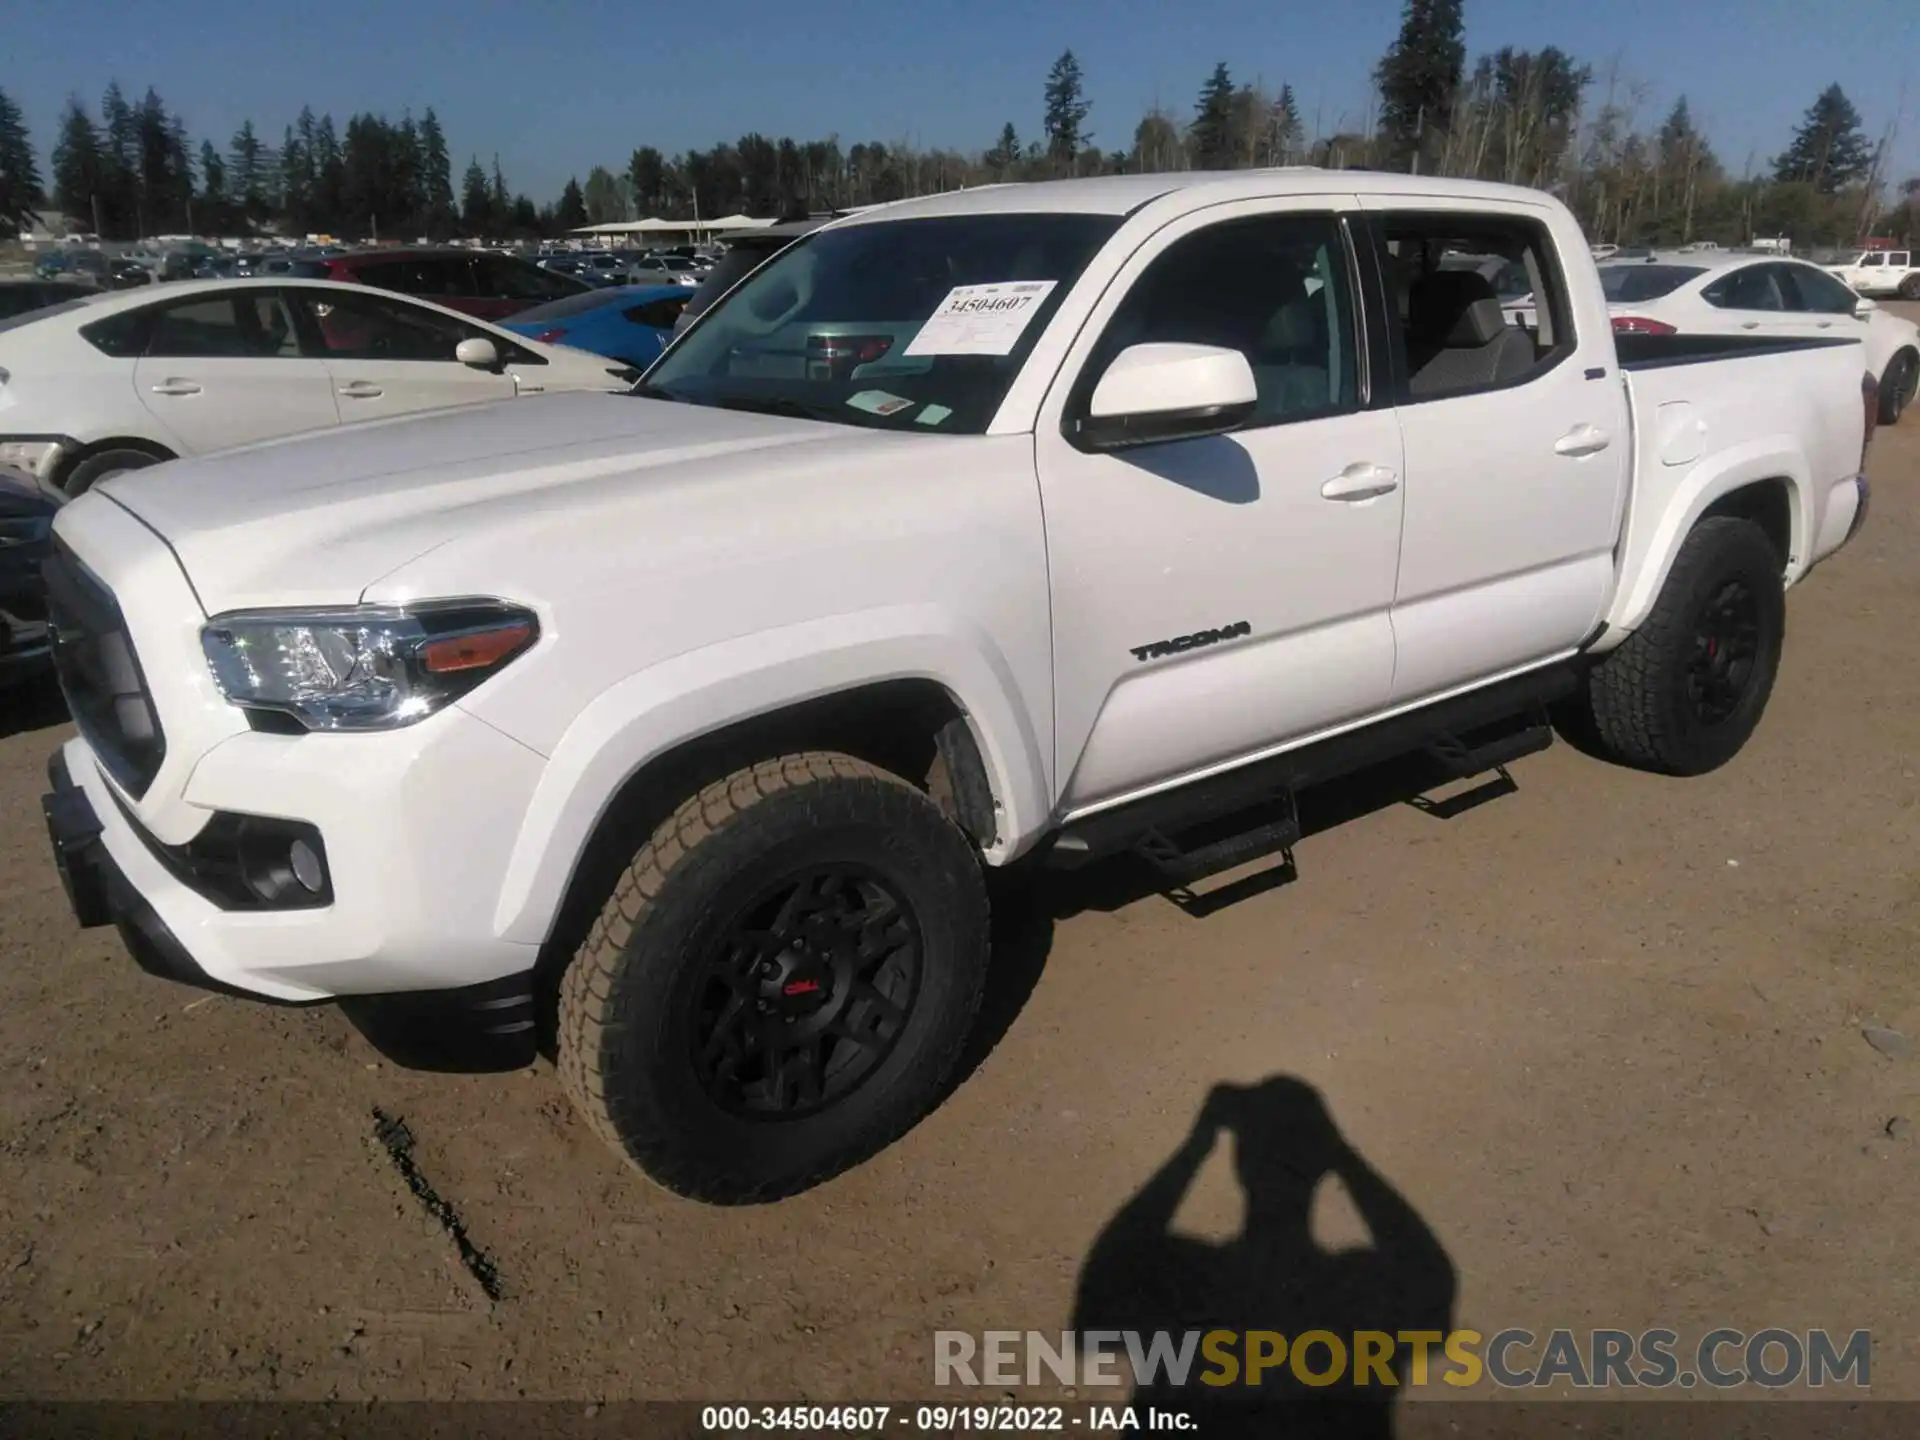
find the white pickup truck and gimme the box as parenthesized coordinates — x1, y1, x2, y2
(1826, 248, 1920, 300)
(40, 172, 1876, 1202)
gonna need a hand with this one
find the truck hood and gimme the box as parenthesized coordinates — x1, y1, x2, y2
(98, 391, 851, 612)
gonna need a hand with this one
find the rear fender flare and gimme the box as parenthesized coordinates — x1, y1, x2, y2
(1601, 440, 1810, 642)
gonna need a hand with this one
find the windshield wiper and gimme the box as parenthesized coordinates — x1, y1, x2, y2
(712, 395, 848, 424)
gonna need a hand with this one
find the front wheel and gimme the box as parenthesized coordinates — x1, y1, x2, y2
(1880, 352, 1917, 425)
(1573, 517, 1786, 776)
(558, 752, 989, 1203)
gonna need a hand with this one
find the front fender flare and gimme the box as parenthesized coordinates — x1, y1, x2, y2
(486, 605, 1053, 945)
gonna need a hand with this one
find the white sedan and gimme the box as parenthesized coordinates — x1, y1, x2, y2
(1599, 253, 1919, 424)
(0, 278, 637, 495)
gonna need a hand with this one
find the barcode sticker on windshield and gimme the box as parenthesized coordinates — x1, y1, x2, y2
(903, 281, 1059, 357)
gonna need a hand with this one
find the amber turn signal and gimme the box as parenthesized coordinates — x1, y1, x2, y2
(420, 621, 535, 675)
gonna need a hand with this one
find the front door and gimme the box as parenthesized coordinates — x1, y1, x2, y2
(133, 290, 340, 454)
(1035, 198, 1406, 813)
(288, 287, 517, 422)
(1362, 200, 1630, 703)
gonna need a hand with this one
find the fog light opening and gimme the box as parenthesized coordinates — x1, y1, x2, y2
(289, 838, 324, 894)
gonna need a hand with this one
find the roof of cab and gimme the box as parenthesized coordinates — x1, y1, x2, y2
(831, 169, 1570, 225)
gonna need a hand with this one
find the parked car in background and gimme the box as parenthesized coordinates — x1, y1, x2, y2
(626, 254, 702, 288)
(0, 279, 98, 322)
(672, 218, 820, 334)
(1600, 252, 1919, 423)
(0, 464, 58, 689)
(41, 250, 111, 288)
(500, 284, 691, 368)
(1824, 249, 1920, 300)
(106, 259, 155, 290)
(320, 247, 597, 318)
(0, 278, 635, 497)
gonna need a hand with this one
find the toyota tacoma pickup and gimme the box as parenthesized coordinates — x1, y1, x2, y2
(40, 172, 1876, 1203)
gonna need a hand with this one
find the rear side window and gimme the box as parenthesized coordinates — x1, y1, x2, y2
(475, 254, 591, 301)
(355, 256, 477, 299)
(144, 294, 301, 358)
(1375, 212, 1574, 401)
(79, 307, 152, 356)
(1598, 264, 1705, 302)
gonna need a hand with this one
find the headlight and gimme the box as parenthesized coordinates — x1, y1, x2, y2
(0, 438, 66, 478)
(200, 600, 538, 732)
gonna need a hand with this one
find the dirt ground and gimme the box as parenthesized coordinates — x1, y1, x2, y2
(3, 319, 1919, 1423)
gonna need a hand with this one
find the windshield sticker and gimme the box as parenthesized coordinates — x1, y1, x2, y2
(903, 280, 1059, 357)
(847, 389, 915, 417)
(915, 404, 953, 426)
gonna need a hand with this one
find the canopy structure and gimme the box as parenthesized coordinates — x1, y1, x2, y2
(569, 215, 778, 240)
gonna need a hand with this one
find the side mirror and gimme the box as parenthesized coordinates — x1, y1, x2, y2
(1078, 343, 1258, 452)
(1855, 296, 1879, 318)
(455, 337, 501, 369)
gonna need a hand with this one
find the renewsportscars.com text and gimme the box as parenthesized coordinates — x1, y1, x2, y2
(933, 1327, 1871, 1391)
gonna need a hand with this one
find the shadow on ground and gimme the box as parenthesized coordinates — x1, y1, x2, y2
(0, 670, 66, 742)
(1072, 1074, 1457, 1438)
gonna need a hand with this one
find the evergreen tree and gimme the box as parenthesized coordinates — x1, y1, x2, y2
(460, 156, 491, 233)
(489, 155, 510, 222)
(1043, 50, 1091, 171)
(51, 98, 105, 232)
(985, 123, 1022, 177)
(100, 82, 138, 235)
(1190, 63, 1237, 169)
(557, 175, 589, 230)
(1374, 0, 1466, 173)
(229, 119, 269, 222)
(418, 107, 454, 234)
(1272, 83, 1303, 164)
(0, 87, 43, 233)
(1774, 84, 1873, 194)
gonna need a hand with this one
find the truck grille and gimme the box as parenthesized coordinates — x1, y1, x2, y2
(43, 539, 167, 798)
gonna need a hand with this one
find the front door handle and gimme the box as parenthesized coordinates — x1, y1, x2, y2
(337, 382, 384, 399)
(149, 379, 201, 396)
(1739, 320, 1762, 330)
(1554, 423, 1612, 458)
(1320, 463, 1400, 502)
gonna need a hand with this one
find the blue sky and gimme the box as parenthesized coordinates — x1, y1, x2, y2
(8, 0, 1918, 207)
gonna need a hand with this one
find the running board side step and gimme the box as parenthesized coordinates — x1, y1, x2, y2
(1044, 663, 1578, 873)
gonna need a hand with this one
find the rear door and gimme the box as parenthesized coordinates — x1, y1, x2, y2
(287, 286, 517, 420)
(1698, 263, 1792, 334)
(1360, 199, 1630, 702)
(132, 290, 341, 455)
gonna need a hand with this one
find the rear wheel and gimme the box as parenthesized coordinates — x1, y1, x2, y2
(61, 447, 162, 497)
(1879, 351, 1918, 425)
(558, 752, 989, 1203)
(1572, 517, 1785, 776)
(1899, 274, 1920, 301)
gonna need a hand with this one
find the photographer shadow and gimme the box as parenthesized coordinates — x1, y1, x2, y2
(1072, 1076, 1456, 1439)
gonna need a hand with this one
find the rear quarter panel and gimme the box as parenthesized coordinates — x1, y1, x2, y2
(1601, 340, 1868, 641)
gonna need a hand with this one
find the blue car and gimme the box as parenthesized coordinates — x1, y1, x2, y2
(500, 284, 691, 368)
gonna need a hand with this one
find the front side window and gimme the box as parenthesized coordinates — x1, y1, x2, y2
(1377, 212, 1570, 400)
(144, 293, 301, 358)
(646, 213, 1119, 433)
(1779, 264, 1861, 315)
(477, 254, 592, 301)
(292, 288, 485, 361)
(1085, 212, 1359, 427)
(1859, 253, 1886, 267)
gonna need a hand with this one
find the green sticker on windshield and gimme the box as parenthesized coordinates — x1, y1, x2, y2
(916, 404, 953, 426)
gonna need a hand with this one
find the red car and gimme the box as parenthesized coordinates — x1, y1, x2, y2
(320, 248, 594, 321)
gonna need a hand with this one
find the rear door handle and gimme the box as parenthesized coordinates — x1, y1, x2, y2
(1554, 424, 1612, 458)
(337, 382, 384, 398)
(1320, 463, 1400, 502)
(149, 380, 201, 396)
(1739, 321, 1762, 330)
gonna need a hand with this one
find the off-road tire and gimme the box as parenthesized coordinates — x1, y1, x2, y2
(1575, 517, 1785, 776)
(61, 447, 160, 497)
(1899, 274, 1920, 301)
(558, 751, 989, 1203)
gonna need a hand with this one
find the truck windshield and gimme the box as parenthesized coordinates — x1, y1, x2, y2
(642, 213, 1120, 433)
(1599, 264, 1705, 302)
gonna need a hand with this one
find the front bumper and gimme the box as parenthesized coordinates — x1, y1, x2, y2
(41, 719, 548, 1003)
